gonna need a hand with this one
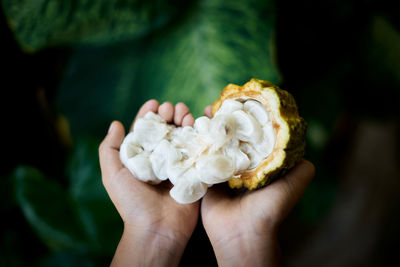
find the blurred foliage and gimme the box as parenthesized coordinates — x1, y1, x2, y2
(55, 0, 279, 137)
(13, 138, 121, 265)
(3, 0, 278, 264)
(2, 0, 400, 265)
(2, 0, 183, 51)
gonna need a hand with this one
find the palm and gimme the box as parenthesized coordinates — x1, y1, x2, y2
(108, 167, 199, 239)
(201, 187, 273, 246)
(100, 100, 199, 241)
(201, 160, 315, 247)
(201, 105, 314, 247)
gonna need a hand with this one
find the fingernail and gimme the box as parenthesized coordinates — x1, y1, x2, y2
(108, 122, 115, 134)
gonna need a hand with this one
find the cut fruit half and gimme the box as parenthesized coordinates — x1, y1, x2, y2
(212, 78, 306, 190)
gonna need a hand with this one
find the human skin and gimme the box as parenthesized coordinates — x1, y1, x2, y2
(99, 101, 315, 266)
(201, 105, 315, 267)
(99, 100, 196, 267)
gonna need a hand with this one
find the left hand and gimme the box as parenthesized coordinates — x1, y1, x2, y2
(99, 100, 197, 267)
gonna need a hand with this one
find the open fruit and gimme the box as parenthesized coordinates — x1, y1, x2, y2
(212, 78, 306, 190)
(120, 78, 306, 204)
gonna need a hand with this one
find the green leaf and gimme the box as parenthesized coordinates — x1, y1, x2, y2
(57, 0, 279, 138)
(1, 0, 183, 51)
(13, 138, 121, 256)
(14, 166, 87, 252)
(138, 0, 280, 117)
(67, 138, 121, 254)
(57, 42, 146, 137)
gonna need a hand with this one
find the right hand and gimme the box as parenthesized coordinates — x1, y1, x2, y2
(201, 105, 315, 267)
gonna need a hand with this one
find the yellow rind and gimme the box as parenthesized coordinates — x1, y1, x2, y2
(211, 78, 306, 190)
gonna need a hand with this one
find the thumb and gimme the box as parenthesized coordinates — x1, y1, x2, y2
(99, 121, 126, 180)
(256, 160, 315, 223)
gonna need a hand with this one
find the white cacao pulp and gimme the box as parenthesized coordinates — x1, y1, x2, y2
(120, 99, 275, 204)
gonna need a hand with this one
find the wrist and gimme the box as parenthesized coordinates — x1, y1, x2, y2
(133, 223, 188, 247)
(210, 229, 282, 267)
(111, 223, 188, 267)
(124, 220, 191, 249)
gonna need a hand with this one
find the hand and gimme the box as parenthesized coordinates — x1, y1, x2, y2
(201, 105, 315, 267)
(99, 100, 196, 267)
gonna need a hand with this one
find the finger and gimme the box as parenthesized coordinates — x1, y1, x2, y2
(182, 113, 195, 127)
(158, 102, 174, 123)
(174, 102, 190, 126)
(258, 160, 315, 220)
(131, 99, 159, 131)
(204, 105, 212, 118)
(99, 121, 126, 180)
(277, 160, 315, 203)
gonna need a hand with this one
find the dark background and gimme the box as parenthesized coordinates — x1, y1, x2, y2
(1, 0, 399, 266)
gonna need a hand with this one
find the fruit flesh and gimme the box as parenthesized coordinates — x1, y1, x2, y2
(120, 78, 306, 202)
(120, 95, 278, 203)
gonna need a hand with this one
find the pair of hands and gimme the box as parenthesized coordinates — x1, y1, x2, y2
(99, 100, 315, 267)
